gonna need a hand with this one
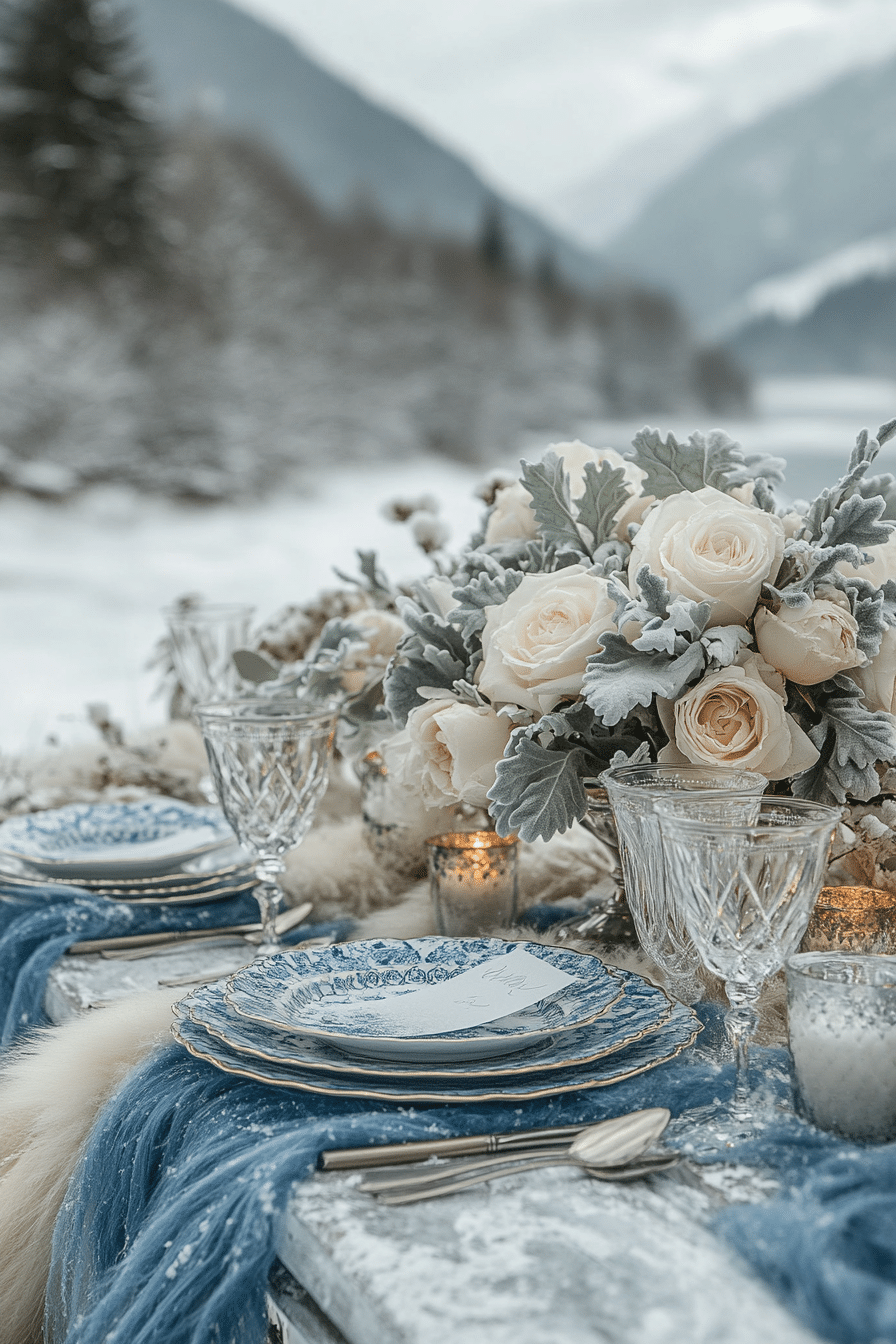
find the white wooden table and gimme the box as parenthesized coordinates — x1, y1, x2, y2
(46, 951, 820, 1344)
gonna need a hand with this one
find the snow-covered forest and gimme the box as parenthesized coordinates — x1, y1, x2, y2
(0, 0, 747, 503)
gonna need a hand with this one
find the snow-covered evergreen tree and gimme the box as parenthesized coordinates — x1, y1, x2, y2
(0, 0, 160, 267)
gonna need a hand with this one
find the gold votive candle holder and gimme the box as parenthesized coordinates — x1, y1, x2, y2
(800, 885, 896, 956)
(426, 832, 518, 936)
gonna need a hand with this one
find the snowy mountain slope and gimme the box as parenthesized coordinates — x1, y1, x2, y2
(126, 0, 604, 289)
(605, 54, 896, 325)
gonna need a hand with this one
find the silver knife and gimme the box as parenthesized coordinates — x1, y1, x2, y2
(320, 1123, 589, 1170)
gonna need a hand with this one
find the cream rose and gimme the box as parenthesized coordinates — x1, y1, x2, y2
(660, 652, 819, 780)
(754, 599, 865, 685)
(629, 485, 785, 627)
(398, 698, 514, 808)
(839, 530, 896, 587)
(484, 480, 539, 544)
(340, 608, 405, 694)
(477, 564, 616, 713)
(851, 626, 896, 715)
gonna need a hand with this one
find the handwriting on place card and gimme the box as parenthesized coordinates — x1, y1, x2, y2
(318, 946, 578, 1037)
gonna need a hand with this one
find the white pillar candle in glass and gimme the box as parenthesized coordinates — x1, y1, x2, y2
(786, 952, 896, 1142)
(426, 832, 518, 937)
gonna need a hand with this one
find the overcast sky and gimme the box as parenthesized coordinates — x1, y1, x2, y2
(232, 0, 896, 209)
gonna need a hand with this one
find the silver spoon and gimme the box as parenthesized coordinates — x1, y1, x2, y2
(359, 1108, 671, 1196)
(373, 1152, 681, 1205)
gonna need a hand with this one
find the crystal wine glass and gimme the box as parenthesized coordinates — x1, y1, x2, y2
(655, 796, 842, 1151)
(601, 764, 767, 1002)
(195, 699, 337, 954)
(163, 602, 255, 709)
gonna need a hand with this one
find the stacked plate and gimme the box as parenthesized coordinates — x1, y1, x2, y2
(0, 797, 255, 904)
(172, 937, 702, 1104)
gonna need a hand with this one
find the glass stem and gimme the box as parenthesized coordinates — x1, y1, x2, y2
(253, 856, 286, 954)
(724, 981, 761, 1124)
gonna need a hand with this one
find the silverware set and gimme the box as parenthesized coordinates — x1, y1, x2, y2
(320, 1109, 679, 1204)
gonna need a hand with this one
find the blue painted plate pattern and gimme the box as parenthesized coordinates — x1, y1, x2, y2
(186, 967, 673, 1079)
(225, 938, 625, 1062)
(171, 998, 702, 1104)
(0, 798, 235, 877)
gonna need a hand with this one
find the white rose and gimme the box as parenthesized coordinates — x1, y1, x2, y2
(340, 608, 405, 694)
(398, 698, 514, 808)
(629, 485, 785, 627)
(478, 564, 617, 713)
(839, 530, 896, 587)
(754, 600, 865, 685)
(660, 652, 819, 780)
(851, 626, 896, 715)
(420, 576, 459, 618)
(484, 480, 539, 544)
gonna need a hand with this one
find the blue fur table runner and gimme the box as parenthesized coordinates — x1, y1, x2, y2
(38, 1015, 896, 1344)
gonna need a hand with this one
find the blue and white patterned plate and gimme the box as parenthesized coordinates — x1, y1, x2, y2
(185, 966, 673, 1080)
(0, 798, 236, 878)
(171, 997, 701, 1103)
(225, 938, 625, 1062)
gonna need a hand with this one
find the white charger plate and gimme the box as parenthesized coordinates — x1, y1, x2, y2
(0, 798, 235, 878)
(225, 938, 625, 1063)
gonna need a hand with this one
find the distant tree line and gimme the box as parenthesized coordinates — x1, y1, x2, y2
(0, 0, 160, 271)
(0, 0, 751, 500)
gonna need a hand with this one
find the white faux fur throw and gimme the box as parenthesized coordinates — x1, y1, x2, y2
(0, 993, 175, 1344)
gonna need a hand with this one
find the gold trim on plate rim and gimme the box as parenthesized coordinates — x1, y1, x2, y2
(170, 1014, 702, 1104)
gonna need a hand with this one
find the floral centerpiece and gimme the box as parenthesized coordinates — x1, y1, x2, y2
(368, 421, 896, 844)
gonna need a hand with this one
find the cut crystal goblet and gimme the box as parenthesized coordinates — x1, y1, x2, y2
(195, 699, 337, 954)
(655, 795, 842, 1152)
(601, 764, 767, 1002)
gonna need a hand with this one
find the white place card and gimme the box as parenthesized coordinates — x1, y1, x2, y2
(322, 947, 579, 1037)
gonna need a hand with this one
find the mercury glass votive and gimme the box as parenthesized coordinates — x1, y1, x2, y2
(800, 886, 896, 956)
(426, 832, 518, 936)
(786, 951, 896, 1142)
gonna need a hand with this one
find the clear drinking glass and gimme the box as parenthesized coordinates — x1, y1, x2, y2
(163, 602, 255, 708)
(656, 797, 842, 1150)
(601, 764, 767, 1002)
(195, 699, 337, 954)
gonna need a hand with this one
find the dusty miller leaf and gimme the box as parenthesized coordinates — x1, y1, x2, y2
(574, 460, 632, 549)
(384, 603, 469, 724)
(791, 680, 896, 804)
(626, 427, 755, 500)
(449, 568, 524, 642)
(519, 452, 589, 557)
(819, 493, 891, 551)
(801, 430, 881, 543)
(582, 635, 706, 726)
(701, 625, 752, 668)
(488, 735, 592, 840)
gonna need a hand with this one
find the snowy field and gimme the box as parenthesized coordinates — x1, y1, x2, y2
(2, 375, 896, 756)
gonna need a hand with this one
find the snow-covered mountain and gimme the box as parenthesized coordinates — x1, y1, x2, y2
(126, 0, 603, 290)
(605, 54, 896, 327)
(722, 234, 896, 375)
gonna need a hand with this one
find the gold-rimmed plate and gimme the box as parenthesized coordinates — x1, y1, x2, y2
(171, 999, 701, 1104)
(184, 969, 674, 1080)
